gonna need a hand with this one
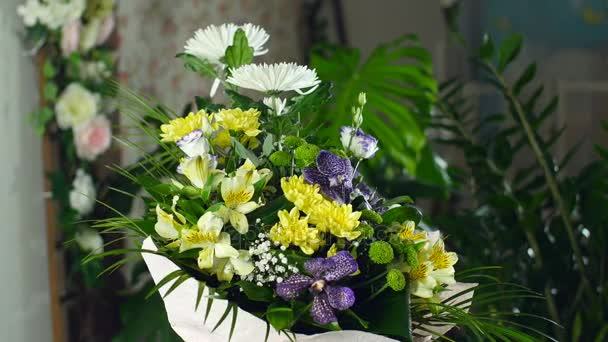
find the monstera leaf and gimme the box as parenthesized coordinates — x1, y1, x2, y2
(309, 36, 447, 187)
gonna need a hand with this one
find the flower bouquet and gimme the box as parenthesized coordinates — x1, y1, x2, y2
(94, 23, 550, 341)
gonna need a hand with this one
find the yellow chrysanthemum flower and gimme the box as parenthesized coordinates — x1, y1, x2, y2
(269, 207, 322, 255)
(309, 201, 361, 240)
(398, 220, 427, 242)
(160, 110, 213, 142)
(214, 108, 262, 137)
(280, 176, 324, 214)
(212, 129, 232, 149)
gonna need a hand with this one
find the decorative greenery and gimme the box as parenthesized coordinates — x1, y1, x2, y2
(431, 32, 608, 341)
(309, 37, 450, 189)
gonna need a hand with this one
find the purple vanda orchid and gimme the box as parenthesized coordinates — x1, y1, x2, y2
(340, 126, 379, 159)
(303, 150, 354, 204)
(275, 251, 358, 325)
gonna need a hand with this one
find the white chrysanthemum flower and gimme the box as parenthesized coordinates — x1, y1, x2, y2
(69, 169, 96, 216)
(184, 23, 269, 66)
(226, 62, 321, 95)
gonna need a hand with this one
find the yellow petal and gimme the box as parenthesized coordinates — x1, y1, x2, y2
(198, 247, 215, 269)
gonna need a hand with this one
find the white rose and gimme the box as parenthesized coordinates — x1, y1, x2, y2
(75, 227, 104, 254)
(69, 169, 96, 216)
(55, 83, 99, 129)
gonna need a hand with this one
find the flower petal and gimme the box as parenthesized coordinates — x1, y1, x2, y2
(325, 285, 355, 311)
(231, 251, 255, 276)
(323, 251, 359, 281)
(275, 274, 313, 300)
(236, 201, 260, 215)
(311, 293, 337, 325)
(304, 257, 329, 278)
(228, 210, 249, 234)
(214, 233, 239, 259)
(198, 246, 215, 269)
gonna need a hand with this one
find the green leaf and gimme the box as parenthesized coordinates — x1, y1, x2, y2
(204, 288, 215, 323)
(236, 281, 274, 302)
(42, 59, 56, 78)
(262, 134, 275, 157)
(479, 34, 495, 60)
(513, 62, 536, 96)
(224, 28, 254, 69)
(382, 195, 414, 207)
(266, 304, 294, 331)
(212, 303, 234, 332)
(231, 137, 260, 165)
(195, 282, 206, 311)
(176, 53, 218, 78)
(498, 34, 523, 72)
(30, 107, 54, 135)
(43, 82, 58, 101)
(572, 312, 582, 342)
(163, 273, 191, 299)
(382, 205, 423, 225)
(288, 82, 332, 115)
(145, 269, 185, 299)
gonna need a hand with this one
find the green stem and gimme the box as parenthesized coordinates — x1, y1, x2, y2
(487, 63, 590, 292)
(351, 270, 388, 289)
(404, 280, 413, 342)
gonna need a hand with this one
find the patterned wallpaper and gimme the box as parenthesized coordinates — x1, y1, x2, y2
(117, 0, 303, 111)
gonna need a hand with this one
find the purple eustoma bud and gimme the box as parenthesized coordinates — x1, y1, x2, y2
(340, 126, 379, 159)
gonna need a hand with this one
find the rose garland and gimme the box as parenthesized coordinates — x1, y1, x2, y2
(18, 0, 116, 282)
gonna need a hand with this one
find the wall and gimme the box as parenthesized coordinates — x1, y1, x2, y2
(0, 0, 52, 341)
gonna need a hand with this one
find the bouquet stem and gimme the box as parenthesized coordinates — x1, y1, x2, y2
(404, 281, 413, 342)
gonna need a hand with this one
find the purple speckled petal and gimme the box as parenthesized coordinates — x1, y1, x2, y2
(302, 167, 329, 187)
(316, 150, 348, 176)
(310, 292, 337, 325)
(275, 274, 313, 300)
(323, 251, 358, 281)
(325, 285, 355, 311)
(304, 257, 330, 278)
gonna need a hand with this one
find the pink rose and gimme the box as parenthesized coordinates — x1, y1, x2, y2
(96, 14, 115, 46)
(61, 20, 81, 57)
(74, 115, 112, 161)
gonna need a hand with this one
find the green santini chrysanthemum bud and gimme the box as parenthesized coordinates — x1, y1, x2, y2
(357, 222, 375, 239)
(386, 269, 406, 291)
(294, 144, 320, 167)
(361, 209, 383, 224)
(284, 135, 306, 148)
(269, 151, 292, 167)
(368, 241, 394, 264)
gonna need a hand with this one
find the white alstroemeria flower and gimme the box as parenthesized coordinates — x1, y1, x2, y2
(69, 169, 96, 216)
(176, 130, 210, 157)
(406, 261, 438, 298)
(154, 196, 187, 240)
(226, 62, 321, 95)
(214, 250, 255, 282)
(263, 96, 287, 116)
(179, 212, 239, 270)
(184, 23, 269, 66)
(79, 18, 101, 52)
(55, 83, 99, 129)
(218, 175, 261, 234)
(75, 227, 104, 254)
(179, 154, 224, 189)
(339, 126, 379, 159)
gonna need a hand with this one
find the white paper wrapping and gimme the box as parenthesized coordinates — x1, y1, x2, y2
(142, 237, 475, 342)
